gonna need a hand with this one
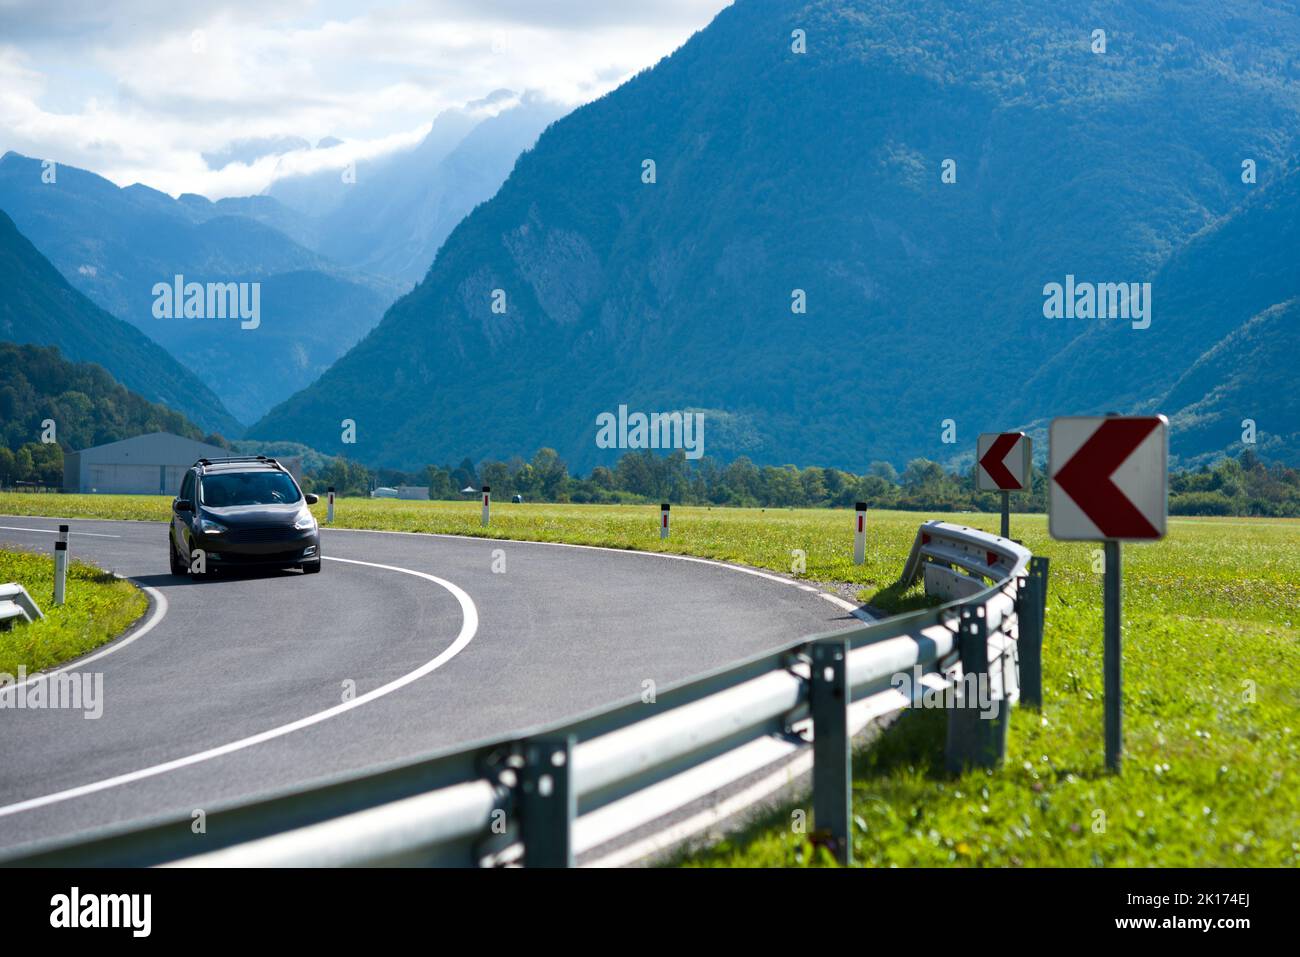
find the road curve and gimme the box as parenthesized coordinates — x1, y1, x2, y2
(0, 515, 861, 854)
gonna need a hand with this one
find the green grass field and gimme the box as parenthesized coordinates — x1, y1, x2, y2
(0, 548, 147, 677)
(1, 492, 1296, 865)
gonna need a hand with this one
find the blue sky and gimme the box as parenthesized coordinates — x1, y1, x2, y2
(0, 0, 731, 198)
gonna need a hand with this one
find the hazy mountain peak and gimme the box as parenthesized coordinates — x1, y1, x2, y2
(202, 135, 313, 171)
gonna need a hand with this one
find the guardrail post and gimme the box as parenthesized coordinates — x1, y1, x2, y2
(520, 735, 575, 867)
(1035, 553, 1050, 623)
(945, 605, 1008, 773)
(810, 638, 852, 864)
(1016, 556, 1050, 708)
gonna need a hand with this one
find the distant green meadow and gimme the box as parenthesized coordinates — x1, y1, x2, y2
(1, 492, 1296, 866)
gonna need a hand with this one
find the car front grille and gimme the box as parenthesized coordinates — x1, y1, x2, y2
(225, 526, 299, 544)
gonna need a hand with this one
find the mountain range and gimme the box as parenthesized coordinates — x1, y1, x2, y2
(0, 209, 241, 435)
(0, 152, 401, 425)
(0, 93, 561, 426)
(248, 0, 1300, 471)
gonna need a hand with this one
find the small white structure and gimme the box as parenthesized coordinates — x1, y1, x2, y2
(371, 486, 428, 500)
(62, 433, 231, 495)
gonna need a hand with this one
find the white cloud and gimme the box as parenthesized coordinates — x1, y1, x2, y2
(0, 0, 730, 199)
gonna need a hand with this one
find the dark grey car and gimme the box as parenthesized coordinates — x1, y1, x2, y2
(169, 456, 321, 576)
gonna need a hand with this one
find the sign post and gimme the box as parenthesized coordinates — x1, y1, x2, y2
(1103, 538, 1122, 770)
(1049, 414, 1167, 772)
(977, 432, 1031, 539)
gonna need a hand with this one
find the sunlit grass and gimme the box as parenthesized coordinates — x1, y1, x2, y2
(0, 548, 147, 676)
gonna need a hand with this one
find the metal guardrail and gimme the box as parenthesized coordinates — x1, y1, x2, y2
(0, 520, 1049, 868)
(0, 582, 43, 631)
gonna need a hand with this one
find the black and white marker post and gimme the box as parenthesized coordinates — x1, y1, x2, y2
(660, 503, 670, 539)
(853, 502, 866, 565)
(53, 524, 69, 606)
(481, 486, 491, 527)
(327, 486, 335, 524)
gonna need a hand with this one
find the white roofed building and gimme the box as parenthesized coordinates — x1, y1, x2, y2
(62, 433, 232, 495)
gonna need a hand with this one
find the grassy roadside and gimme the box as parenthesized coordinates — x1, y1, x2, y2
(0, 548, 148, 677)
(681, 515, 1300, 867)
(1, 493, 1296, 866)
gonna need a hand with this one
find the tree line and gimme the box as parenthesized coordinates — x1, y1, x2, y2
(300, 447, 1300, 517)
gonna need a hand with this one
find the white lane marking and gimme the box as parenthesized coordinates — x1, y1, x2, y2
(2, 514, 875, 620)
(321, 526, 877, 622)
(0, 586, 168, 700)
(0, 557, 478, 820)
(0, 525, 120, 538)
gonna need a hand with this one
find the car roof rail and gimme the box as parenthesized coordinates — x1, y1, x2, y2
(194, 455, 283, 471)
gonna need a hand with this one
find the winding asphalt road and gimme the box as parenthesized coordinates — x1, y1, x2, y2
(0, 515, 862, 857)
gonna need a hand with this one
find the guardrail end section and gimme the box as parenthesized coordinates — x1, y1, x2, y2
(520, 734, 575, 868)
(810, 638, 852, 865)
(0, 582, 43, 629)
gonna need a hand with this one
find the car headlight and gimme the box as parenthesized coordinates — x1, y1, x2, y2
(198, 518, 227, 535)
(294, 511, 317, 531)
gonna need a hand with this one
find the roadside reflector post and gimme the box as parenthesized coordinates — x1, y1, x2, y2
(853, 502, 866, 565)
(326, 487, 335, 524)
(945, 604, 1008, 773)
(1104, 540, 1122, 772)
(481, 486, 491, 527)
(660, 503, 670, 539)
(810, 638, 852, 865)
(53, 524, 69, 606)
(520, 735, 575, 867)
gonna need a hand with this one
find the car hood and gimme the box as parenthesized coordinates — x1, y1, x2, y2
(202, 504, 307, 526)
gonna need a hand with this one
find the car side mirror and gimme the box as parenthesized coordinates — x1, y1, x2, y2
(174, 499, 193, 513)
(305, 493, 319, 505)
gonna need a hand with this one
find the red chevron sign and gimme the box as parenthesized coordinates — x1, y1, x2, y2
(1049, 415, 1168, 541)
(977, 432, 1031, 491)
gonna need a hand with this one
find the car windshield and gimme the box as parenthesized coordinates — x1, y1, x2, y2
(200, 471, 301, 507)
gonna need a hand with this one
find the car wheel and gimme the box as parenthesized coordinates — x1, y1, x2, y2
(302, 560, 322, 574)
(168, 535, 184, 575)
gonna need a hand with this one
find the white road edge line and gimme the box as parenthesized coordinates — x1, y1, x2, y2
(1, 514, 874, 622)
(322, 526, 877, 622)
(0, 525, 120, 538)
(0, 585, 168, 699)
(0, 556, 478, 820)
